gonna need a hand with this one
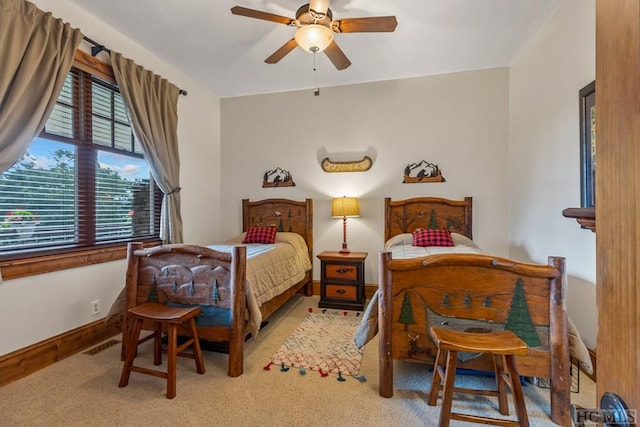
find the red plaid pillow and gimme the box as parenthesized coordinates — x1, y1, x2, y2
(242, 226, 277, 244)
(412, 229, 454, 247)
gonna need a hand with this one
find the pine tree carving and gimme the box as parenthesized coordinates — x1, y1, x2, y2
(429, 210, 438, 229)
(147, 275, 159, 302)
(464, 293, 472, 308)
(505, 278, 541, 347)
(442, 293, 450, 307)
(398, 292, 416, 331)
(211, 279, 220, 304)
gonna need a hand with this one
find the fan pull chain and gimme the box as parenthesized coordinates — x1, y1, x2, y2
(313, 53, 320, 96)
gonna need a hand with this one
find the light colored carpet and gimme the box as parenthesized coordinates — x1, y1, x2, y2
(270, 311, 363, 375)
(0, 295, 596, 426)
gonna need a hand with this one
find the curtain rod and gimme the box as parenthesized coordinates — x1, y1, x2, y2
(82, 36, 188, 96)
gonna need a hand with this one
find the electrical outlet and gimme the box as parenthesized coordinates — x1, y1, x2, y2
(90, 299, 101, 316)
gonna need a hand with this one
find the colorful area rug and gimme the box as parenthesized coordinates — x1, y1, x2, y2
(268, 310, 364, 377)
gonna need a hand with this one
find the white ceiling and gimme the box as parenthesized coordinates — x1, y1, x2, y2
(68, 0, 561, 98)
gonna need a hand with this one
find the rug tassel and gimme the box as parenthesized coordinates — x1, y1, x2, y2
(270, 313, 363, 381)
(337, 371, 346, 382)
(263, 361, 274, 371)
(352, 373, 367, 382)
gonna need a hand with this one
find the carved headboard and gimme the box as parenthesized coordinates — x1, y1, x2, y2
(242, 198, 313, 258)
(384, 197, 473, 242)
(127, 244, 239, 308)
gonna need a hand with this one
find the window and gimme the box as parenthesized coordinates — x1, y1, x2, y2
(0, 61, 161, 266)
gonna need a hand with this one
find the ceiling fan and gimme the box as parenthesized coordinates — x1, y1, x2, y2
(231, 1, 397, 70)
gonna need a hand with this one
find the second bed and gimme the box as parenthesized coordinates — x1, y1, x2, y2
(356, 196, 581, 426)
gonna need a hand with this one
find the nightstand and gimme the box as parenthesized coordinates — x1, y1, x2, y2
(317, 251, 367, 311)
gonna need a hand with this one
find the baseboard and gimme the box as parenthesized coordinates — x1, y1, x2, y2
(364, 284, 377, 300)
(0, 315, 122, 387)
(2, 282, 327, 388)
(4, 286, 590, 389)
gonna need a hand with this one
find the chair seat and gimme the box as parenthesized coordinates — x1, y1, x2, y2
(430, 327, 529, 356)
(128, 302, 201, 323)
(119, 302, 205, 399)
(428, 326, 530, 427)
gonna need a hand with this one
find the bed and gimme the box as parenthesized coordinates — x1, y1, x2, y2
(360, 197, 572, 426)
(119, 198, 313, 378)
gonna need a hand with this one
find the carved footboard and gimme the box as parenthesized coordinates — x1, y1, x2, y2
(122, 242, 247, 377)
(378, 252, 570, 426)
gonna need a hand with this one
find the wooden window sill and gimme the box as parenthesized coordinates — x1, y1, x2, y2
(0, 239, 161, 280)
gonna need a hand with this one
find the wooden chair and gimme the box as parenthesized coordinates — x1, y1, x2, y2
(428, 326, 530, 427)
(119, 303, 205, 399)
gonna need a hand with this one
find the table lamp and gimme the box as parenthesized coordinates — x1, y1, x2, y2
(331, 196, 359, 254)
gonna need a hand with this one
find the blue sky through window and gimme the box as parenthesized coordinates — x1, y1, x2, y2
(28, 138, 150, 182)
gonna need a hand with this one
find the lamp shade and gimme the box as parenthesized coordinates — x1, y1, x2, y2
(295, 24, 334, 53)
(332, 197, 359, 218)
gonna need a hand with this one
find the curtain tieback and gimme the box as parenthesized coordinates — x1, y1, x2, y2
(167, 187, 181, 195)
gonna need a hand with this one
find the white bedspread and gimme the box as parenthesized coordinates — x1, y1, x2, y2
(384, 232, 484, 258)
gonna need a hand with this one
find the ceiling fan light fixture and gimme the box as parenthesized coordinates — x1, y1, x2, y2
(295, 24, 333, 53)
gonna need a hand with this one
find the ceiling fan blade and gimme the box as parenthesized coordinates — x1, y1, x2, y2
(309, 0, 331, 14)
(231, 6, 294, 25)
(324, 40, 351, 70)
(265, 38, 298, 64)
(336, 16, 398, 33)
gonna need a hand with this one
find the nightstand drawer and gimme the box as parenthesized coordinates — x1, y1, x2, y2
(325, 264, 358, 281)
(317, 251, 368, 311)
(325, 284, 357, 301)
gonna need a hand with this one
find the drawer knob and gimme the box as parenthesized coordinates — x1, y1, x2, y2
(336, 268, 352, 273)
(336, 289, 346, 294)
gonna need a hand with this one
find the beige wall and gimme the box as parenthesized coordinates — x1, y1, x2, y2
(1, 0, 598, 357)
(221, 68, 511, 285)
(221, 0, 597, 349)
(0, 0, 222, 356)
(509, 0, 596, 347)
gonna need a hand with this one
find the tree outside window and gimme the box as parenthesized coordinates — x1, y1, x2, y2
(0, 67, 161, 258)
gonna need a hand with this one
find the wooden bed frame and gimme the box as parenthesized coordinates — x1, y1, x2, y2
(384, 196, 473, 242)
(378, 197, 570, 426)
(241, 198, 314, 319)
(121, 198, 313, 378)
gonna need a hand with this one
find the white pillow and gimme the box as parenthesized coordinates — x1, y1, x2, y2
(384, 233, 413, 250)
